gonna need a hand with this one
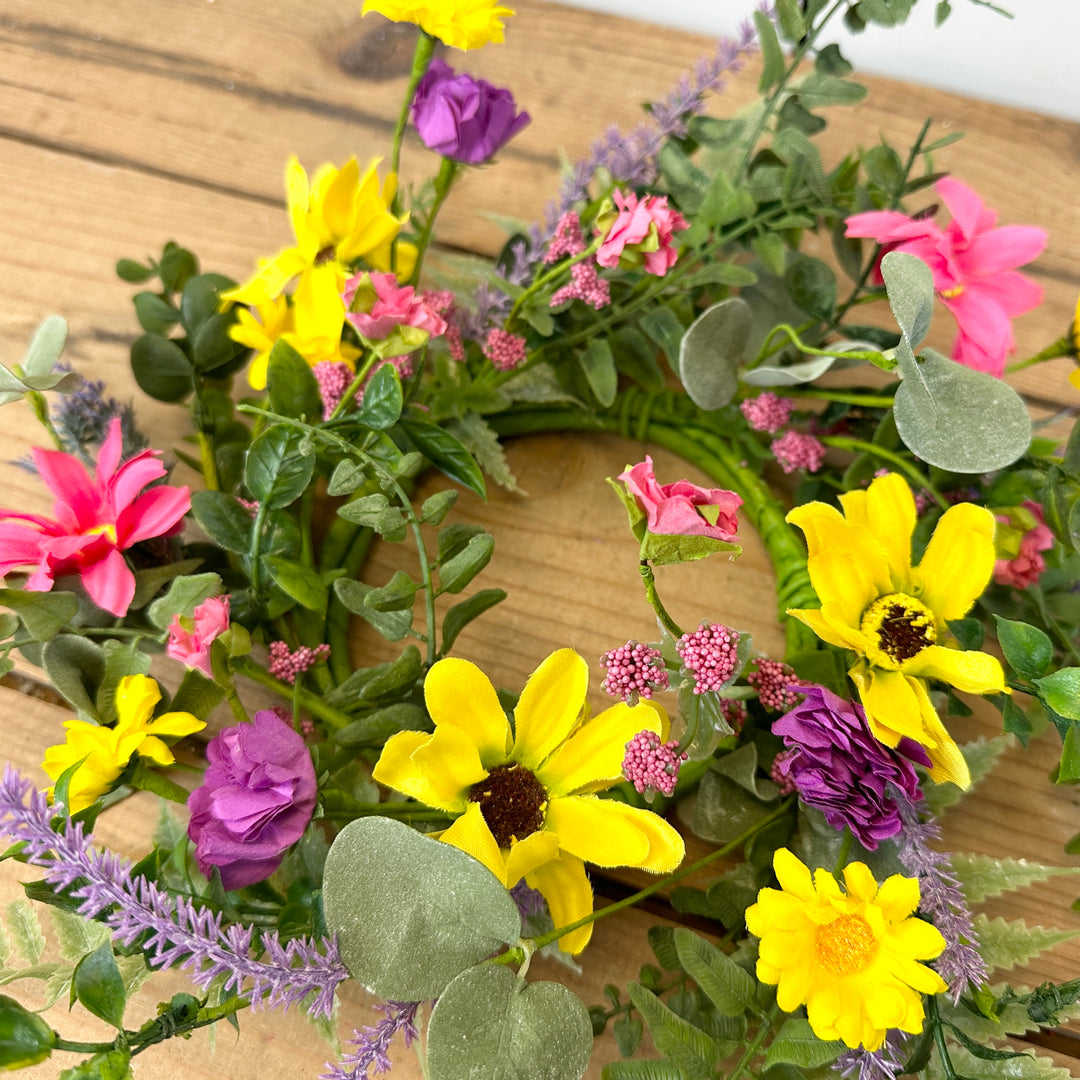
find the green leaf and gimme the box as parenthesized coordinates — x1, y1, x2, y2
(129, 558, 204, 611)
(0, 994, 56, 1069)
(116, 259, 154, 284)
(742, 354, 847, 387)
(951, 853, 1080, 905)
(776, 0, 806, 39)
(933, 1044, 1076, 1080)
(946, 617, 984, 652)
(581, 338, 618, 408)
(322, 817, 522, 1000)
(356, 364, 403, 430)
(439, 532, 494, 594)
(922, 735, 1011, 815)
(797, 73, 867, 107)
(1035, 668, 1080, 721)
(147, 572, 223, 630)
(446, 413, 524, 496)
(327, 460, 368, 497)
(785, 257, 836, 322)
(672, 928, 757, 1017)
(657, 143, 709, 214)
(973, 914, 1080, 974)
(427, 965, 592, 1080)
(601, 1061, 684, 1080)
(189, 490, 252, 553)
(613, 1014, 643, 1057)
(59, 1048, 133, 1080)
(639, 307, 686, 368)
(0, 589, 78, 641)
(168, 667, 227, 721)
(993, 616, 1053, 679)
(647, 926, 683, 972)
(21, 316, 69, 377)
(815, 43, 852, 76)
(50, 911, 110, 965)
(678, 298, 749, 411)
(132, 291, 179, 335)
(95, 640, 152, 724)
(763, 1018, 846, 1070)
(421, 490, 459, 526)
(245, 426, 315, 509)
(263, 556, 327, 614)
(178, 272, 233, 336)
(400, 419, 486, 499)
(159, 245, 199, 294)
(42, 635, 106, 716)
(324, 646, 423, 710)
(626, 982, 732, 1079)
(6, 902, 44, 964)
(333, 579, 412, 641)
(72, 943, 126, 1029)
(129, 334, 192, 403)
(935, 0, 952, 25)
(333, 703, 429, 748)
(679, 263, 759, 290)
(697, 172, 754, 231)
(754, 9, 785, 93)
(640, 530, 740, 567)
(863, 145, 904, 192)
(442, 589, 507, 653)
(881, 251, 934, 349)
(336, 492, 391, 527)
(267, 339, 322, 422)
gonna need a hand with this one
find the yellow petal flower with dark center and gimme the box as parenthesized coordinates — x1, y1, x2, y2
(372, 649, 685, 953)
(745, 848, 946, 1050)
(786, 472, 1007, 788)
(42, 675, 205, 813)
(361, 0, 515, 51)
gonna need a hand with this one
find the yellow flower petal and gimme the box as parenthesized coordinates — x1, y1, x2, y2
(130, 735, 175, 768)
(512, 649, 588, 769)
(536, 699, 663, 797)
(439, 802, 506, 884)
(545, 796, 649, 868)
(773, 847, 816, 902)
(526, 852, 593, 954)
(903, 644, 1007, 696)
(863, 473, 918, 589)
(786, 501, 847, 557)
(373, 731, 464, 812)
(113, 675, 160, 732)
(849, 663, 928, 747)
(805, 551, 887, 632)
(892, 917, 948, 963)
(914, 502, 996, 622)
(145, 710, 205, 740)
(786, 606, 868, 653)
(423, 657, 512, 768)
(842, 861, 880, 903)
(505, 830, 560, 886)
(410, 724, 488, 812)
(874, 874, 920, 923)
(598, 801, 685, 873)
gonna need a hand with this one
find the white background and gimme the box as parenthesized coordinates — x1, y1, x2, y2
(560, 0, 1080, 121)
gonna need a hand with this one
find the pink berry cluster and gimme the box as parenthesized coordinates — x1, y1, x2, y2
(483, 328, 528, 372)
(313, 360, 354, 420)
(622, 730, 687, 798)
(771, 430, 826, 475)
(740, 392, 793, 434)
(550, 260, 610, 310)
(424, 290, 465, 361)
(719, 697, 747, 734)
(599, 641, 670, 703)
(677, 622, 739, 695)
(268, 641, 331, 684)
(543, 211, 587, 263)
(769, 748, 799, 795)
(747, 658, 807, 712)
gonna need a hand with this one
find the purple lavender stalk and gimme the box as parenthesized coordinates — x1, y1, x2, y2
(836, 1030, 907, 1080)
(0, 767, 347, 1018)
(322, 1002, 421, 1080)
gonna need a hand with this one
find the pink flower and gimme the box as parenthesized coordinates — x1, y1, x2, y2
(845, 177, 1047, 377)
(770, 430, 825, 474)
(343, 272, 447, 347)
(619, 455, 741, 541)
(596, 191, 689, 277)
(0, 419, 190, 616)
(167, 595, 230, 678)
(994, 501, 1054, 589)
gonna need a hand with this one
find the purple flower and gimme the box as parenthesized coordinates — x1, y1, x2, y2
(411, 59, 530, 165)
(188, 710, 317, 890)
(771, 684, 928, 850)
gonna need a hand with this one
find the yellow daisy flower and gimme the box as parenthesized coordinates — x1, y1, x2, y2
(372, 649, 685, 954)
(230, 293, 293, 390)
(786, 472, 1007, 788)
(42, 675, 205, 813)
(361, 0, 514, 51)
(222, 156, 412, 308)
(746, 848, 947, 1050)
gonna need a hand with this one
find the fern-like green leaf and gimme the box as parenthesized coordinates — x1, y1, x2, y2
(447, 413, 525, 495)
(932, 1043, 1079, 1079)
(951, 853, 1080, 904)
(50, 909, 110, 964)
(626, 981, 734, 1080)
(6, 899, 45, 964)
(940, 982, 1080, 1044)
(922, 735, 1011, 815)
(115, 954, 151, 999)
(601, 1061, 684, 1080)
(974, 914, 1080, 973)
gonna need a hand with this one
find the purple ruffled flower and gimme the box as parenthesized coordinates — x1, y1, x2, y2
(188, 710, 317, 890)
(411, 59, 530, 165)
(771, 684, 928, 850)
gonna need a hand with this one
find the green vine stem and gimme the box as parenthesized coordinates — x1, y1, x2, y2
(232, 655, 354, 730)
(639, 560, 683, 638)
(390, 32, 436, 185)
(1005, 334, 1072, 374)
(409, 157, 460, 286)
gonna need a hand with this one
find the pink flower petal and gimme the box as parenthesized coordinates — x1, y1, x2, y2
(94, 418, 124, 485)
(935, 177, 987, 242)
(844, 211, 941, 244)
(962, 226, 1047, 278)
(81, 546, 135, 616)
(32, 447, 98, 528)
(109, 451, 168, 513)
(116, 485, 191, 547)
(966, 271, 1044, 318)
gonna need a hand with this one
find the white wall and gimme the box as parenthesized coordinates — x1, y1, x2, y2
(562, 0, 1080, 122)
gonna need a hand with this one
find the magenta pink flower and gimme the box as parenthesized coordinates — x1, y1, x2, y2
(343, 272, 447, 350)
(0, 419, 190, 616)
(167, 595, 231, 678)
(994, 501, 1054, 589)
(596, 191, 689, 277)
(845, 177, 1047, 377)
(620, 455, 741, 542)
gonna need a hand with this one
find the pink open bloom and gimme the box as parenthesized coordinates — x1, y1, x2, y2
(343, 272, 447, 342)
(0, 419, 190, 616)
(167, 595, 231, 678)
(620, 455, 741, 541)
(994, 501, 1054, 589)
(845, 177, 1047, 377)
(596, 191, 689, 277)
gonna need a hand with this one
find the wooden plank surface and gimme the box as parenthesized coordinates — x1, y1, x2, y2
(0, 1, 1079, 1075)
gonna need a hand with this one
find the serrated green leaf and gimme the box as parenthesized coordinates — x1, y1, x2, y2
(797, 72, 867, 107)
(931, 1042, 1077, 1080)
(922, 735, 1011, 815)
(626, 982, 732, 1079)
(601, 1058, 684, 1080)
(754, 9, 785, 93)
(446, 413, 524, 495)
(50, 911, 110, 965)
(647, 926, 683, 972)
(776, 0, 806, 39)
(672, 928, 757, 1017)
(5, 902, 43, 965)
(951, 854, 1080, 905)
(59, 1048, 133, 1080)
(763, 1018, 846, 1070)
(973, 914, 1080, 974)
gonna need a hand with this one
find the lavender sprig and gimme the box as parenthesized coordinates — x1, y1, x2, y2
(897, 803, 989, 1003)
(0, 767, 348, 1019)
(322, 1002, 421, 1080)
(835, 1030, 907, 1080)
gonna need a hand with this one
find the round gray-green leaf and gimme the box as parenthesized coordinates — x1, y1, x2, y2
(880, 251, 934, 349)
(678, 298, 750, 410)
(893, 348, 1030, 472)
(322, 817, 522, 1001)
(426, 965, 592, 1080)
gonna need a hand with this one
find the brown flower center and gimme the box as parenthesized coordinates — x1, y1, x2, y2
(314, 244, 337, 266)
(469, 764, 547, 848)
(815, 914, 878, 976)
(860, 592, 937, 666)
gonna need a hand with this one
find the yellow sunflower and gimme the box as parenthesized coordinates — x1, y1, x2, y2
(361, 0, 515, 51)
(786, 472, 1007, 788)
(746, 848, 946, 1050)
(372, 649, 685, 953)
(42, 675, 205, 813)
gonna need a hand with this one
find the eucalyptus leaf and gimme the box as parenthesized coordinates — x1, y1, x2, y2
(743, 354, 843, 386)
(321, 817, 521, 1000)
(427, 965, 592, 1080)
(678, 298, 749, 410)
(580, 338, 618, 408)
(880, 251, 934, 350)
(21, 316, 69, 377)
